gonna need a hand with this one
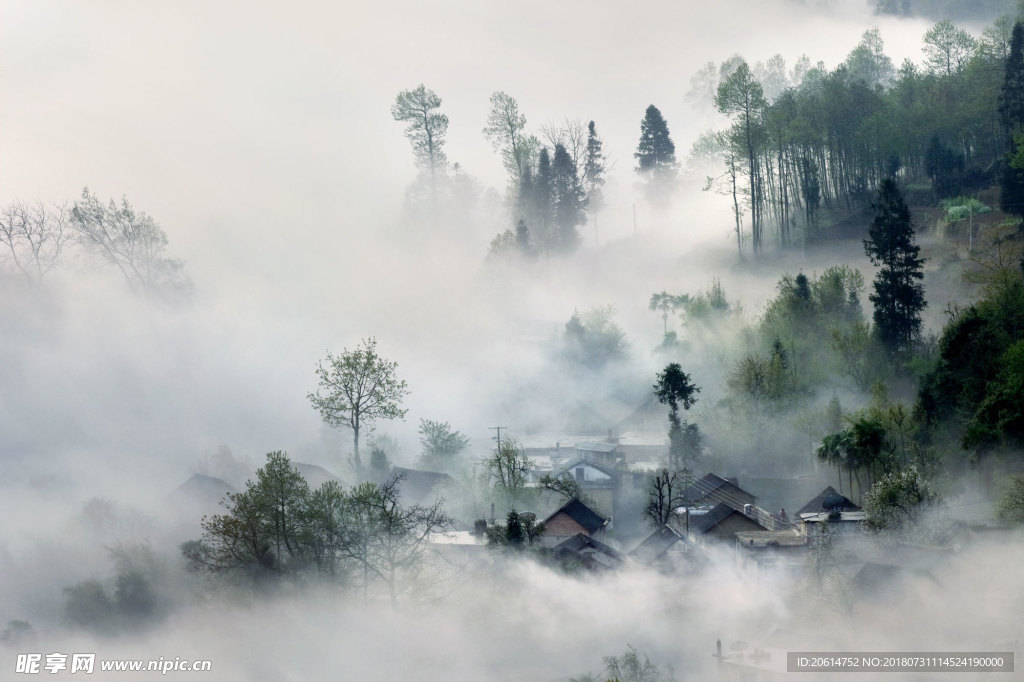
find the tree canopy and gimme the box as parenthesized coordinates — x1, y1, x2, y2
(308, 338, 410, 476)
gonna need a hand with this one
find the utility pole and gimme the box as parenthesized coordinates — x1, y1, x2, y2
(489, 425, 510, 453)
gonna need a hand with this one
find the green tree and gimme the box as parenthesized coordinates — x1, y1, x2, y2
(189, 452, 310, 580)
(417, 419, 471, 472)
(922, 20, 977, 77)
(654, 363, 701, 471)
(70, 188, 191, 296)
(391, 84, 449, 197)
(635, 104, 677, 206)
(563, 306, 627, 368)
(603, 644, 670, 682)
(1000, 133, 1024, 217)
(995, 475, 1024, 525)
(583, 120, 606, 236)
(1000, 21, 1024, 139)
(341, 475, 452, 606)
(486, 437, 534, 496)
(551, 143, 585, 253)
(844, 28, 895, 87)
(940, 196, 990, 251)
(484, 509, 544, 549)
(649, 291, 686, 336)
(715, 62, 767, 256)
(308, 338, 410, 476)
(483, 91, 539, 190)
(864, 179, 926, 363)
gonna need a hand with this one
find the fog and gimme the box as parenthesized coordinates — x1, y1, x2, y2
(1, 0, 1019, 679)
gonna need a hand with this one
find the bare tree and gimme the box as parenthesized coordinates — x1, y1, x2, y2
(644, 469, 688, 528)
(341, 475, 452, 606)
(0, 200, 71, 285)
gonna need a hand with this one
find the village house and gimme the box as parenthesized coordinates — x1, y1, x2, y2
(553, 533, 626, 571)
(734, 530, 809, 578)
(629, 524, 689, 570)
(539, 498, 609, 547)
(684, 472, 758, 510)
(685, 502, 768, 545)
(796, 486, 866, 536)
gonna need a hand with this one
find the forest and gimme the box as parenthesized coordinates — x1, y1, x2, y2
(2, 1, 1024, 680)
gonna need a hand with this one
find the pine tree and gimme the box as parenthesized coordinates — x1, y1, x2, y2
(864, 179, 926, 363)
(583, 120, 606, 218)
(391, 85, 448, 193)
(551, 143, 585, 253)
(1000, 21, 1024, 140)
(635, 105, 677, 207)
(533, 148, 553, 247)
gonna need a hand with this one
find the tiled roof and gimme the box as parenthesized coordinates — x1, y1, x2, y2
(544, 498, 607, 533)
(797, 486, 861, 515)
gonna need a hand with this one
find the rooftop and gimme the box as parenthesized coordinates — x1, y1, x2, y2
(735, 530, 809, 548)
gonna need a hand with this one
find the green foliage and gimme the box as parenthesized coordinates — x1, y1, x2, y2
(649, 291, 686, 336)
(1001, 21, 1024, 137)
(995, 475, 1024, 524)
(186, 452, 451, 604)
(70, 188, 191, 297)
(922, 20, 977, 76)
(864, 179, 926, 364)
(190, 451, 311, 579)
(391, 84, 448, 178)
(417, 418, 471, 472)
(63, 580, 114, 632)
(551, 143, 586, 253)
(484, 510, 544, 549)
(964, 338, 1024, 450)
(1001, 132, 1024, 215)
(690, 17, 1011, 257)
(538, 472, 585, 503)
(483, 91, 538, 189)
(653, 364, 700, 414)
(716, 60, 767, 256)
(654, 364, 701, 470)
(63, 542, 169, 634)
(0, 620, 33, 645)
(485, 438, 535, 509)
(564, 306, 627, 368)
(681, 277, 730, 321)
(308, 338, 410, 475)
(583, 120, 606, 216)
(602, 644, 674, 682)
(916, 270, 1024, 460)
(635, 105, 677, 206)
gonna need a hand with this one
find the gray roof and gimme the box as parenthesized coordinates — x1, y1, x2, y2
(554, 533, 626, 569)
(629, 525, 686, 564)
(575, 441, 618, 453)
(391, 467, 451, 506)
(544, 498, 608, 534)
(683, 473, 755, 507)
(797, 486, 861, 515)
